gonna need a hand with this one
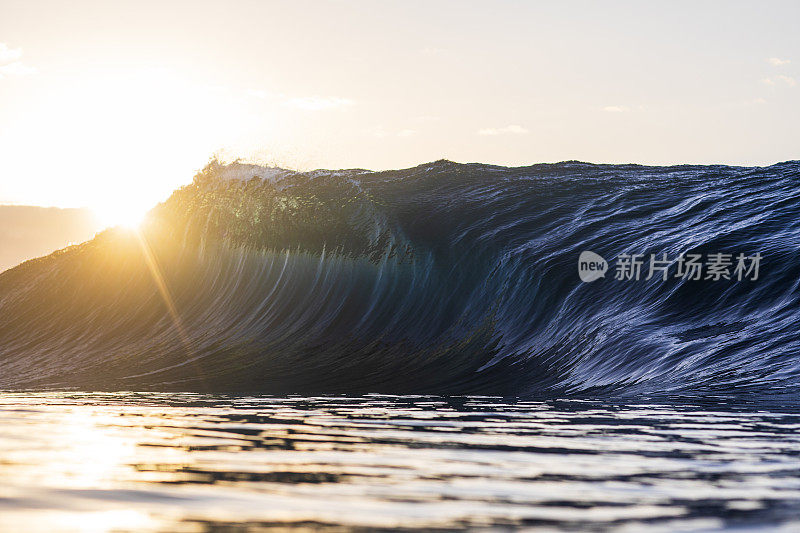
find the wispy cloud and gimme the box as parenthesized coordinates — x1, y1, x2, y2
(603, 105, 629, 113)
(0, 42, 36, 79)
(762, 75, 796, 87)
(767, 57, 791, 66)
(286, 96, 354, 111)
(0, 62, 37, 77)
(477, 124, 529, 136)
(369, 127, 388, 138)
(0, 43, 22, 63)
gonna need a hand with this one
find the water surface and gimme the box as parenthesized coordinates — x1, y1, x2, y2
(1, 393, 800, 531)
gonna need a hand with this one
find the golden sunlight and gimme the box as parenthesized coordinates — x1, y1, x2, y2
(4, 66, 244, 216)
(91, 201, 148, 229)
(51, 67, 243, 229)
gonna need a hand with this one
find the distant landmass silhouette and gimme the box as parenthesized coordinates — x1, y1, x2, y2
(0, 205, 101, 272)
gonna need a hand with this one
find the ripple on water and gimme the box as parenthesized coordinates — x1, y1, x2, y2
(1, 392, 800, 531)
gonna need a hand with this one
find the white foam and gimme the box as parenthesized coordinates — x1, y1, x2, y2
(213, 161, 291, 183)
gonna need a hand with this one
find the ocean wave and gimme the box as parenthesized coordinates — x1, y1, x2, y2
(1, 159, 799, 397)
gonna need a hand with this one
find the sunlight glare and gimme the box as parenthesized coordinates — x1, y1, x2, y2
(1, 66, 251, 213)
(92, 202, 148, 229)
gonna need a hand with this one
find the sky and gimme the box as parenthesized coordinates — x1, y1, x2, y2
(0, 0, 798, 223)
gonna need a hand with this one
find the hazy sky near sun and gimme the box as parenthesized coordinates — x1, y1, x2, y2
(0, 0, 798, 213)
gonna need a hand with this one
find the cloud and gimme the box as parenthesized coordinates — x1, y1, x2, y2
(603, 105, 629, 113)
(286, 96, 354, 111)
(0, 43, 36, 79)
(0, 43, 22, 64)
(762, 75, 796, 87)
(767, 57, 791, 66)
(369, 127, 388, 138)
(477, 124, 529, 136)
(0, 62, 37, 77)
(397, 129, 416, 137)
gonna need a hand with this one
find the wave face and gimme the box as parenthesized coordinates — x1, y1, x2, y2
(1, 160, 799, 397)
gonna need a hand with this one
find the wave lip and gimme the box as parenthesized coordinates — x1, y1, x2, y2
(1, 159, 799, 397)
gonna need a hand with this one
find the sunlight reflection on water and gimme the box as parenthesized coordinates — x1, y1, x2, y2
(1, 392, 799, 531)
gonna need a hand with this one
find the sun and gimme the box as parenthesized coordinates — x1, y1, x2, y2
(92, 202, 148, 229)
(15, 67, 233, 232)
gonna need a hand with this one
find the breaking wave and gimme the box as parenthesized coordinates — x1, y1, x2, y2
(1, 159, 799, 397)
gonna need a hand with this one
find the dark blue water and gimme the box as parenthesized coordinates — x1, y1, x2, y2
(1, 159, 798, 397)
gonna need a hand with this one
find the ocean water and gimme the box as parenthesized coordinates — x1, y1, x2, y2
(1, 392, 800, 532)
(2, 160, 800, 530)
